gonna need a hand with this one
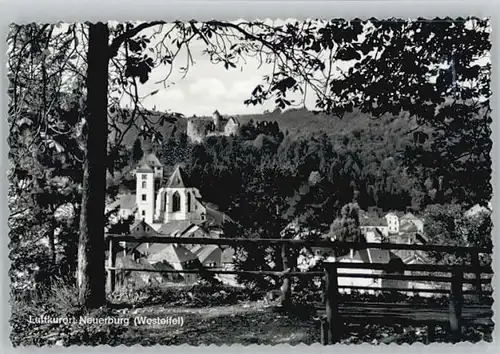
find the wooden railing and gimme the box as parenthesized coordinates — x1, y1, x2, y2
(321, 261, 493, 344)
(105, 234, 493, 344)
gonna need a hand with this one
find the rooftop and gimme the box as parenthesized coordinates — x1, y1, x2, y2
(136, 162, 154, 174)
(156, 220, 201, 236)
(197, 244, 221, 263)
(138, 153, 163, 169)
(336, 248, 401, 265)
(166, 165, 193, 188)
(148, 244, 199, 264)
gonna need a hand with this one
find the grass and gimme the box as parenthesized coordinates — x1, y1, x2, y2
(12, 300, 493, 346)
(114, 302, 320, 346)
(10, 283, 494, 346)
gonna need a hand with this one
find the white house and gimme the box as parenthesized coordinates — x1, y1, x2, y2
(465, 203, 492, 218)
(384, 212, 400, 234)
(318, 248, 407, 294)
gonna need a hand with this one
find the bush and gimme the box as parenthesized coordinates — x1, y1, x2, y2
(111, 283, 260, 308)
(47, 278, 84, 316)
(10, 278, 128, 346)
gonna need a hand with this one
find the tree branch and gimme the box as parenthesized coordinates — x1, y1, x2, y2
(108, 21, 165, 58)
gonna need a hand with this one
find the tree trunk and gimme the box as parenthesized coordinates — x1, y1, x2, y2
(77, 23, 110, 308)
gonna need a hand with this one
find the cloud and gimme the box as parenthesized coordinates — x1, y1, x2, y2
(161, 88, 185, 101)
(136, 52, 281, 115)
(226, 76, 262, 99)
(189, 77, 227, 99)
(142, 87, 186, 112)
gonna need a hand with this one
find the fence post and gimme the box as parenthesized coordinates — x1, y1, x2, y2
(471, 252, 482, 300)
(427, 324, 436, 344)
(281, 243, 292, 308)
(320, 318, 329, 345)
(107, 237, 116, 294)
(449, 270, 463, 343)
(325, 263, 341, 344)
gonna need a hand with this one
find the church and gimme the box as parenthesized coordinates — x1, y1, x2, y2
(136, 160, 208, 225)
(129, 152, 232, 232)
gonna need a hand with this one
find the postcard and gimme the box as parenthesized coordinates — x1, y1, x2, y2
(7, 18, 493, 346)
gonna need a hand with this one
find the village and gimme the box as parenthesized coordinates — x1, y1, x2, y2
(106, 113, 490, 295)
(8, 17, 494, 346)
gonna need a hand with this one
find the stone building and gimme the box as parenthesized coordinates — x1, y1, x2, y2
(186, 110, 240, 143)
(129, 154, 232, 230)
(153, 165, 208, 223)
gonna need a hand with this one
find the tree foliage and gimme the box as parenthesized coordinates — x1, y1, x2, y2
(8, 24, 86, 295)
(423, 204, 492, 266)
(7, 18, 491, 306)
(132, 138, 144, 163)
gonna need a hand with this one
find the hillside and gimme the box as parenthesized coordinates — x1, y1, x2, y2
(115, 107, 417, 148)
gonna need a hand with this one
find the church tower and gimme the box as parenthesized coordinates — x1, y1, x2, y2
(136, 163, 155, 224)
(212, 110, 221, 131)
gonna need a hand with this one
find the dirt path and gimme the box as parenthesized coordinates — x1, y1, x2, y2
(112, 302, 320, 345)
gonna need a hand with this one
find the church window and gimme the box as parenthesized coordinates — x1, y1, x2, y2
(142, 181, 147, 189)
(172, 192, 181, 212)
(141, 210, 145, 217)
(142, 194, 147, 201)
(187, 192, 192, 212)
(142, 174, 147, 180)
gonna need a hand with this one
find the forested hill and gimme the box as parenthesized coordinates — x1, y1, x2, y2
(116, 107, 419, 147)
(235, 108, 416, 139)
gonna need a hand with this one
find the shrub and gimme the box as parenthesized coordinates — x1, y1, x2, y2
(47, 278, 84, 316)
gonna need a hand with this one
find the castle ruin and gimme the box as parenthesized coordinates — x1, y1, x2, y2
(186, 110, 240, 143)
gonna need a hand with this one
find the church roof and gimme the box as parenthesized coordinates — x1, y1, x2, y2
(166, 165, 192, 188)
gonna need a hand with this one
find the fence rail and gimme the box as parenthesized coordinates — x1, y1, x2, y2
(105, 234, 493, 345)
(105, 234, 492, 254)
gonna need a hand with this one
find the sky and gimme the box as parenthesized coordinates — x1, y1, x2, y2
(40, 20, 340, 117)
(48, 19, 489, 118)
(138, 49, 282, 117)
(119, 20, 327, 117)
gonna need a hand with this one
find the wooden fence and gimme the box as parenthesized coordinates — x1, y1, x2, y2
(105, 234, 493, 344)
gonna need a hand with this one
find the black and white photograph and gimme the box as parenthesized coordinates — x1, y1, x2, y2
(7, 17, 494, 346)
